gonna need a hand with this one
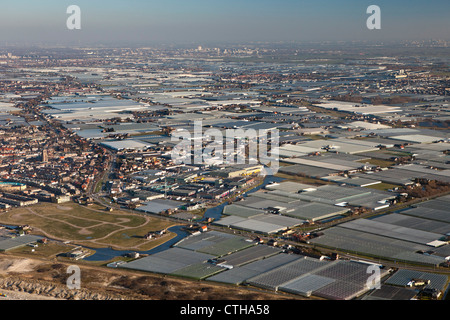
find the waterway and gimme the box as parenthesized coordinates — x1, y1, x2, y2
(82, 225, 190, 262)
(82, 175, 284, 262)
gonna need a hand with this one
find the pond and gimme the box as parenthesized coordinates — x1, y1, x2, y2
(82, 175, 284, 262)
(82, 225, 190, 261)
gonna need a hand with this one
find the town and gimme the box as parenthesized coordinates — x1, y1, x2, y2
(0, 40, 449, 302)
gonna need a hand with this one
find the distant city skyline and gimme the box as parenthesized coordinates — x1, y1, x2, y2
(0, 0, 449, 46)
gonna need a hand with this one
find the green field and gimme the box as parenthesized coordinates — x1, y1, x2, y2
(365, 182, 401, 191)
(6, 241, 78, 259)
(0, 202, 176, 251)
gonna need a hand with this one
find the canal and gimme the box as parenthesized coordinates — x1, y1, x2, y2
(82, 175, 284, 262)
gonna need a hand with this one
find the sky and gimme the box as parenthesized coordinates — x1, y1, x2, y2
(0, 0, 449, 46)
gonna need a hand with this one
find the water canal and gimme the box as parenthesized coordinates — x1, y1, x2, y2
(83, 175, 284, 261)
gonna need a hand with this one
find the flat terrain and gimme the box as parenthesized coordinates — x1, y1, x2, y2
(0, 202, 176, 251)
(0, 202, 304, 300)
(0, 254, 299, 300)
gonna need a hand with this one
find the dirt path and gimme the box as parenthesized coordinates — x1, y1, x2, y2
(20, 207, 176, 252)
(25, 207, 149, 242)
(0, 254, 297, 301)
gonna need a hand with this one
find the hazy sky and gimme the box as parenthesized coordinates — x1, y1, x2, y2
(0, 0, 449, 46)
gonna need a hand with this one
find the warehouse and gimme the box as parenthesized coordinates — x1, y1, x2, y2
(281, 158, 359, 172)
(264, 181, 316, 193)
(229, 195, 299, 212)
(345, 121, 392, 130)
(362, 285, 418, 300)
(338, 219, 445, 246)
(330, 176, 382, 187)
(249, 191, 303, 204)
(279, 164, 339, 178)
(384, 269, 448, 292)
(287, 137, 381, 155)
(174, 230, 255, 256)
(282, 202, 349, 222)
(214, 245, 282, 268)
(279, 274, 336, 297)
(222, 204, 265, 218)
(363, 127, 420, 137)
(344, 193, 394, 211)
(120, 247, 215, 275)
(278, 148, 307, 158)
(99, 139, 154, 151)
(396, 163, 450, 176)
(401, 206, 450, 223)
(246, 256, 329, 291)
(279, 143, 322, 155)
(245, 256, 389, 300)
(206, 253, 299, 285)
(43, 94, 152, 121)
(263, 185, 394, 211)
(215, 213, 305, 235)
(362, 169, 416, 186)
(388, 134, 443, 144)
(394, 164, 450, 183)
(0, 235, 44, 252)
(314, 101, 401, 115)
(294, 184, 374, 204)
(309, 226, 447, 266)
(307, 260, 391, 300)
(136, 199, 185, 214)
(404, 141, 449, 152)
(417, 195, 450, 212)
(170, 262, 226, 280)
(101, 122, 161, 135)
(372, 213, 450, 235)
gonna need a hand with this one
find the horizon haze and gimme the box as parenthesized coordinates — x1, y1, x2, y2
(0, 0, 449, 47)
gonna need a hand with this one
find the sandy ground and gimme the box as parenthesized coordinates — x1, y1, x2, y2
(0, 254, 299, 301)
(0, 289, 60, 300)
(0, 258, 41, 274)
(0, 257, 59, 299)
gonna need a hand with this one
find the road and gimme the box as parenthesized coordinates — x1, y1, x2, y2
(87, 149, 116, 196)
(87, 184, 450, 273)
(78, 137, 450, 277)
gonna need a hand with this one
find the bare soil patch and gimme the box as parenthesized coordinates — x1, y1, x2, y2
(56, 205, 73, 211)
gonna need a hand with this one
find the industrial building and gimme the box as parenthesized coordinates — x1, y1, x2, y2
(215, 213, 305, 234)
(99, 139, 154, 151)
(211, 164, 264, 178)
(245, 256, 391, 300)
(136, 199, 185, 214)
(384, 269, 448, 295)
(309, 214, 450, 266)
(0, 235, 44, 252)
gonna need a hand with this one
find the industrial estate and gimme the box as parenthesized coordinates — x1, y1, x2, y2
(0, 40, 449, 301)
